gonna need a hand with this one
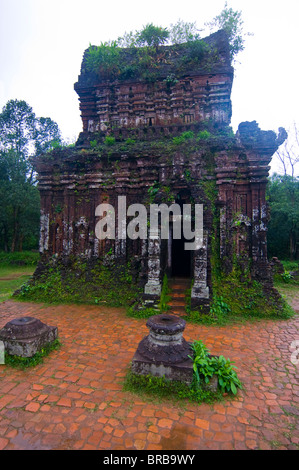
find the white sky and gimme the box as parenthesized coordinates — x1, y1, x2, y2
(1, 0, 299, 174)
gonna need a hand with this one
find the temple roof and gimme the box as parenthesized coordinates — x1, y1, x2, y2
(75, 30, 233, 89)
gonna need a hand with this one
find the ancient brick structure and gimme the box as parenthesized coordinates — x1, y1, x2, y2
(34, 30, 286, 311)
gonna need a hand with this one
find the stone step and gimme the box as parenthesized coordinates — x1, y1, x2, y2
(168, 306, 188, 317)
(168, 299, 186, 307)
(166, 278, 191, 317)
(170, 291, 186, 298)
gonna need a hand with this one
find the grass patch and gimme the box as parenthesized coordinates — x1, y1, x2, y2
(0, 251, 39, 302)
(123, 369, 224, 405)
(0, 273, 34, 302)
(0, 251, 40, 266)
(280, 260, 299, 272)
(4, 339, 62, 370)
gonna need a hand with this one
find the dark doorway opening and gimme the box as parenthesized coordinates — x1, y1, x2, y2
(168, 189, 193, 278)
(171, 235, 191, 277)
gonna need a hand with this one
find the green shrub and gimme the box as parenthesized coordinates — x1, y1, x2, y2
(172, 131, 194, 145)
(281, 270, 293, 283)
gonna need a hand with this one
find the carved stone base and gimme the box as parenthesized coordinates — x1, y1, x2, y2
(131, 314, 194, 384)
(0, 317, 58, 358)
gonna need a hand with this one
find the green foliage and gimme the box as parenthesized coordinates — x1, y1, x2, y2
(86, 41, 121, 80)
(267, 174, 299, 260)
(172, 131, 194, 145)
(104, 136, 116, 146)
(178, 39, 208, 70)
(0, 250, 40, 266)
(159, 274, 171, 312)
(124, 338, 242, 404)
(0, 99, 62, 252)
(4, 339, 61, 369)
(126, 305, 159, 319)
(90, 139, 98, 148)
(281, 270, 293, 283)
(205, 1, 251, 60)
(210, 295, 231, 316)
(190, 340, 242, 395)
(169, 19, 201, 44)
(147, 181, 160, 203)
(211, 274, 294, 322)
(15, 257, 140, 307)
(197, 130, 211, 140)
(135, 23, 169, 48)
(86, 6, 249, 81)
(123, 370, 223, 404)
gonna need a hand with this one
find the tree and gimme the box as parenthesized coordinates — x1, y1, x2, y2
(169, 19, 201, 44)
(0, 99, 63, 252)
(267, 125, 299, 260)
(136, 23, 169, 49)
(205, 1, 252, 61)
(267, 174, 299, 260)
(273, 122, 299, 178)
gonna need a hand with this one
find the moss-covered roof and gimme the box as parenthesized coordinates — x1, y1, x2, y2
(75, 30, 233, 89)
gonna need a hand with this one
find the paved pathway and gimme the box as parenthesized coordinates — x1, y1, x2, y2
(0, 300, 298, 450)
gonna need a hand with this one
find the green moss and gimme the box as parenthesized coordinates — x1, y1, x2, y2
(4, 339, 62, 370)
(209, 274, 295, 324)
(15, 257, 141, 307)
(159, 274, 171, 312)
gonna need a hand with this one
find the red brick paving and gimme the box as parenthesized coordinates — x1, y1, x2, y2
(0, 300, 298, 450)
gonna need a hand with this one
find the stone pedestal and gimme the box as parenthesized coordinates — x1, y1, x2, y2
(131, 314, 194, 384)
(0, 317, 58, 358)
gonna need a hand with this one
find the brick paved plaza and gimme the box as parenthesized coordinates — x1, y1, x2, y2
(0, 300, 298, 450)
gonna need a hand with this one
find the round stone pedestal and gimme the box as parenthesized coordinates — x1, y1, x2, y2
(131, 314, 194, 384)
(0, 316, 58, 358)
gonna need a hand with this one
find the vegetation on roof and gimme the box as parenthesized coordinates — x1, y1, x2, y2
(83, 4, 249, 82)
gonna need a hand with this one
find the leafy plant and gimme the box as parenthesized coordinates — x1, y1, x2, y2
(281, 270, 293, 283)
(214, 354, 242, 395)
(190, 340, 242, 395)
(172, 131, 194, 145)
(86, 41, 121, 80)
(104, 136, 116, 146)
(210, 295, 231, 316)
(135, 23, 169, 48)
(147, 181, 160, 203)
(197, 130, 211, 140)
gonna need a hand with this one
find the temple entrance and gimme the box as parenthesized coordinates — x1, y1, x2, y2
(168, 190, 192, 278)
(171, 234, 191, 277)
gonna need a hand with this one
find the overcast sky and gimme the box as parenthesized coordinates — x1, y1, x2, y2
(0, 0, 299, 174)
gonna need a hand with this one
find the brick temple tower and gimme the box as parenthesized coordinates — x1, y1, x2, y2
(34, 30, 286, 311)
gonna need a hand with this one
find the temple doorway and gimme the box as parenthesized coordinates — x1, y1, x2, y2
(168, 190, 192, 278)
(171, 233, 191, 277)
